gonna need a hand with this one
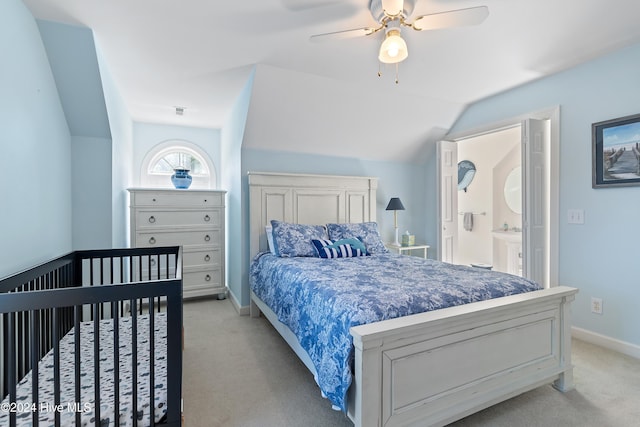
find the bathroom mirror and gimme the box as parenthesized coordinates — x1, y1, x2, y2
(504, 166, 522, 214)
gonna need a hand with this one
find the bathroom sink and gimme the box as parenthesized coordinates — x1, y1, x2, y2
(492, 230, 522, 243)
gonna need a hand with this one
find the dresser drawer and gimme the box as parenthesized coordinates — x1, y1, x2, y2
(132, 191, 224, 208)
(136, 229, 221, 247)
(183, 248, 221, 267)
(135, 208, 222, 228)
(183, 268, 225, 298)
(183, 268, 222, 287)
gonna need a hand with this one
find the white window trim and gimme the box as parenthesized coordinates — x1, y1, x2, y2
(140, 140, 216, 189)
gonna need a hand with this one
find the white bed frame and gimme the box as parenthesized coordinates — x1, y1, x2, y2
(248, 171, 577, 427)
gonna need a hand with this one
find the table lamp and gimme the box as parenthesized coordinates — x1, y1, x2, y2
(386, 197, 405, 247)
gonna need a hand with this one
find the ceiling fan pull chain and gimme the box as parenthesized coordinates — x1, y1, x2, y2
(395, 63, 399, 84)
(378, 62, 382, 77)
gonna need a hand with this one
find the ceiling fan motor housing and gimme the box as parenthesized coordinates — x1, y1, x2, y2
(370, 0, 415, 21)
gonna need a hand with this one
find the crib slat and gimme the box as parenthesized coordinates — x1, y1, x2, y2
(100, 259, 105, 319)
(89, 260, 94, 322)
(1, 313, 8, 399)
(17, 303, 25, 379)
(110, 257, 114, 284)
(93, 303, 101, 427)
(112, 302, 120, 426)
(30, 310, 40, 427)
(43, 275, 49, 356)
(74, 306, 81, 426)
(131, 299, 138, 427)
(52, 308, 61, 427)
(8, 313, 16, 427)
(129, 254, 134, 283)
(149, 297, 155, 424)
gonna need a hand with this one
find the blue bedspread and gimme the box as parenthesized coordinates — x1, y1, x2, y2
(249, 253, 542, 412)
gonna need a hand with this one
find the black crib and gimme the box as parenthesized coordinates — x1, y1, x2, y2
(0, 247, 183, 427)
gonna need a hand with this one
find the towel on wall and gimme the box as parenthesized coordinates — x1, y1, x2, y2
(463, 212, 474, 231)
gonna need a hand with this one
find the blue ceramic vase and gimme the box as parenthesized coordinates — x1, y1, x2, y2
(171, 167, 192, 189)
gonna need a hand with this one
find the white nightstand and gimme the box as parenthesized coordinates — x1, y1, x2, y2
(386, 244, 430, 259)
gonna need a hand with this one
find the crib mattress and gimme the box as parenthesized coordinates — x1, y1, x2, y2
(0, 312, 168, 427)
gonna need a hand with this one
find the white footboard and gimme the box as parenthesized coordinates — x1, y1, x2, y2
(349, 286, 577, 427)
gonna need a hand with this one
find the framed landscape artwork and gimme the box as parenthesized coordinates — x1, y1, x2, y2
(592, 113, 640, 188)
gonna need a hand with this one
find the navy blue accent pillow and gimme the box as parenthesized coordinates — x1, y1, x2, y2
(311, 238, 366, 259)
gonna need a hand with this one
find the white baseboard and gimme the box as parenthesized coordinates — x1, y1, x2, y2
(228, 290, 250, 316)
(572, 327, 640, 359)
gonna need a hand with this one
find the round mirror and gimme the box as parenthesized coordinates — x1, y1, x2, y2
(504, 166, 522, 214)
(457, 160, 476, 192)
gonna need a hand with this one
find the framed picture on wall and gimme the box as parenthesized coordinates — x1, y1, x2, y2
(592, 113, 640, 188)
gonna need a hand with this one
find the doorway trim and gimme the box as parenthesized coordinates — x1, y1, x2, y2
(442, 106, 560, 287)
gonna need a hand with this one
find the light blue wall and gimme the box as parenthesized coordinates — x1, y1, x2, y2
(36, 20, 110, 139)
(449, 42, 640, 347)
(222, 69, 255, 306)
(95, 42, 133, 248)
(35, 19, 114, 251)
(0, 0, 72, 278)
(71, 136, 112, 249)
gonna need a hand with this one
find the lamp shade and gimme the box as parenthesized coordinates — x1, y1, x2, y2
(378, 29, 408, 64)
(386, 197, 405, 211)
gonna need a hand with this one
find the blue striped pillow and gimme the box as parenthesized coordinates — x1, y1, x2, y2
(311, 238, 366, 259)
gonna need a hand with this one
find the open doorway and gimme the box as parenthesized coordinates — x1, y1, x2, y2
(455, 126, 522, 275)
(437, 110, 558, 288)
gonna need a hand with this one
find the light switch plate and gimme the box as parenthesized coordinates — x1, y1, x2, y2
(567, 209, 584, 224)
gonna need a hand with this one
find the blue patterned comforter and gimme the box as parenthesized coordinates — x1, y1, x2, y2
(249, 252, 542, 412)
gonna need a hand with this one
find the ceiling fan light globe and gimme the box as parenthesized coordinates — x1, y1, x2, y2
(378, 30, 408, 63)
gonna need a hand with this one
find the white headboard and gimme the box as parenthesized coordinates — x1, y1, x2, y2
(248, 172, 378, 258)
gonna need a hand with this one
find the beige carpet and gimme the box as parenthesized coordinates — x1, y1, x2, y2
(182, 298, 640, 427)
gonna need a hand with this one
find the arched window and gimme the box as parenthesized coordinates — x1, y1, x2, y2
(141, 141, 216, 189)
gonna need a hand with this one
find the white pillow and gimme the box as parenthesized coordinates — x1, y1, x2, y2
(265, 225, 276, 255)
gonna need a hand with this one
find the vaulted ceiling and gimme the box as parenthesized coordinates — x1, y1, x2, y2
(22, 0, 640, 162)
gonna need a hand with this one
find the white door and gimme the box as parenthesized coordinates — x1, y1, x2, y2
(437, 141, 458, 263)
(521, 119, 548, 286)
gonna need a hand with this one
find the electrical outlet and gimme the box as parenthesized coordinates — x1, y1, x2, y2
(591, 297, 603, 314)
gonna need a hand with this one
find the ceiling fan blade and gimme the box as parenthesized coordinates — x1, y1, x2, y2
(411, 6, 489, 31)
(310, 27, 378, 43)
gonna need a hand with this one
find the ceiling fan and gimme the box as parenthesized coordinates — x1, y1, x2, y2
(310, 0, 488, 79)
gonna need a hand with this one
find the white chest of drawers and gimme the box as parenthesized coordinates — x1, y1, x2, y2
(128, 188, 227, 299)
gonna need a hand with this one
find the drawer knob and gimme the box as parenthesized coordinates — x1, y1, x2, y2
(204, 254, 211, 262)
(148, 215, 156, 223)
(149, 237, 156, 245)
(205, 274, 211, 281)
(204, 214, 210, 222)
(152, 198, 157, 202)
(204, 235, 211, 242)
